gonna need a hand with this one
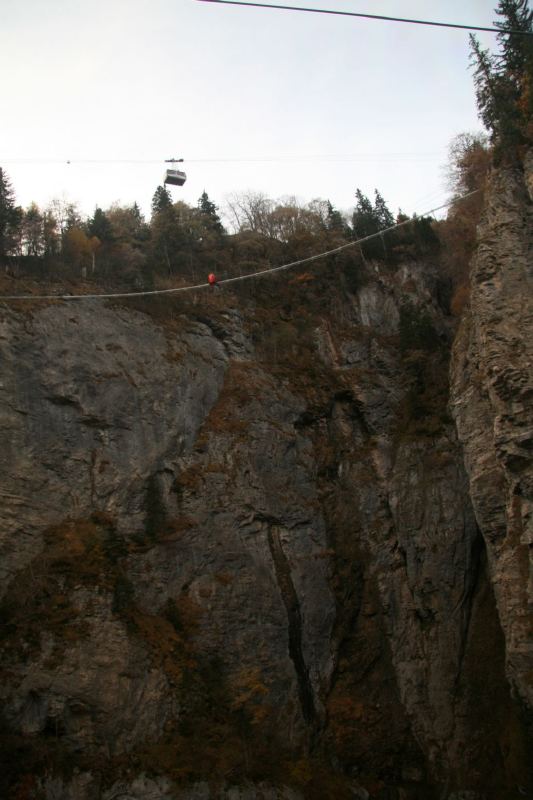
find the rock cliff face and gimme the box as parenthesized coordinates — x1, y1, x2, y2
(450, 155, 533, 748)
(0, 159, 531, 800)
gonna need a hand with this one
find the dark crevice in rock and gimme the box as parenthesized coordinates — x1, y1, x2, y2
(453, 522, 485, 690)
(452, 533, 533, 797)
(294, 390, 369, 437)
(143, 473, 168, 541)
(294, 409, 323, 430)
(331, 389, 370, 434)
(267, 525, 317, 726)
(45, 394, 82, 409)
(89, 449, 97, 506)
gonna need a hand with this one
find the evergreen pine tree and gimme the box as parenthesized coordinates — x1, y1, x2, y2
(88, 207, 113, 242)
(64, 204, 82, 232)
(149, 190, 181, 275)
(352, 189, 378, 238)
(495, 0, 533, 76)
(151, 186, 172, 217)
(352, 189, 382, 260)
(198, 191, 224, 235)
(373, 190, 394, 230)
(469, 0, 533, 154)
(0, 168, 22, 263)
(326, 200, 347, 235)
(130, 203, 149, 242)
(131, 202, 143, 223)
(43, 209, 60, 259)
(22, 203, 44, 256)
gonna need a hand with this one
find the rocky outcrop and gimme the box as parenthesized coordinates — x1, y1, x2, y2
(40, 775, 306, 800)
(0, 182, 531, 799)
(0, 299, 337, 797)
(450, 155, 533, 724)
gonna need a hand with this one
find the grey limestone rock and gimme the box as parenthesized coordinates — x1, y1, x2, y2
(450, 153, 533, 714)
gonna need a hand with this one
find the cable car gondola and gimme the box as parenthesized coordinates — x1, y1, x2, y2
(164, 168, 187, 186)
(164, 158, 186, 187)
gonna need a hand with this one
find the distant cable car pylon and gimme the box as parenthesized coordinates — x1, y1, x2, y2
(164, 158, 187, 187)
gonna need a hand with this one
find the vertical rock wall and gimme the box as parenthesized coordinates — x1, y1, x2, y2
(450, 154, 533, 722)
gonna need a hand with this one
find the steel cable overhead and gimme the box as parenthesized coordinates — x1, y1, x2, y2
(195, 0, 533, 36)
(0, 190, 479, 302)
(1, 152, 444, 165)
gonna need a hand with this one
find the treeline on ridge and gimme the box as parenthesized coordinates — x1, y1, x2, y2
(0, 162, 486, 316)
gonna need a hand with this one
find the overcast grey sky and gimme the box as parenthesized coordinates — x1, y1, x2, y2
(1, 0, 497, 222)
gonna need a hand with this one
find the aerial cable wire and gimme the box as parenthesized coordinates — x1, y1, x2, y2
(0, 190, 479, 302)
(195, 0, 533, 36)
(1, 153, 445, 165)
